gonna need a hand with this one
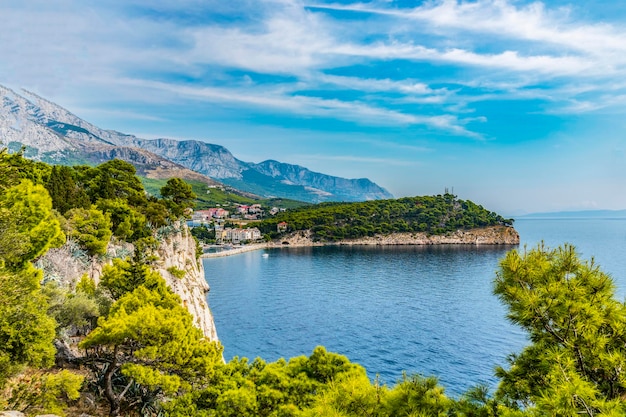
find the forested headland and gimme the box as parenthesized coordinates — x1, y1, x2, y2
(258, 194, 514, 242)
(1, 149, 626, 416)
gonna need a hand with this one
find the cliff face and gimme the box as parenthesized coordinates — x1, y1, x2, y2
(153, 228, 218, 341)
(37, 226, 218, 342)
(273, 225, 520, 246)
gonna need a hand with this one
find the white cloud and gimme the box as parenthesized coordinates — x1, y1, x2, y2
(313, 0, 626, 57)
(293, 153, 416, 166)
(3, 0, 626, 141)
(182, 5, 341, 74)
(314, 74, 449, 96)
(113, 77, 480, 136)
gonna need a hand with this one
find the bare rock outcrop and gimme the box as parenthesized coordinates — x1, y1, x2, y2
(273, 225, 519, 247)
(154, 228, 218, 341)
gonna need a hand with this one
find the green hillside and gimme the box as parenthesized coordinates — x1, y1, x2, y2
(259, 193, 514, 240)
(141, 177, 311, 211)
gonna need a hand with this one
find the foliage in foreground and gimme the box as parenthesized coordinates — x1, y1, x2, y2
(80, 244, 223, 416)
(1, 149, 196, 255)
(494, 243, 626, 416)
(4, 149, 626, 416)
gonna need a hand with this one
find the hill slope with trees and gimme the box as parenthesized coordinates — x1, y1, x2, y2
(259, 193, 515, 242)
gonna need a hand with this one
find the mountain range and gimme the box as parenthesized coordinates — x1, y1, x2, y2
(0, 85, 393, 203)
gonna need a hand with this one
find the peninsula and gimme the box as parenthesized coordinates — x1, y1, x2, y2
(197, 194, 519, 256)
(257, 193, 517, 245)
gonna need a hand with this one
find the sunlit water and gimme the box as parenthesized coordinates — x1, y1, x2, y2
(203, 219, 626, 396)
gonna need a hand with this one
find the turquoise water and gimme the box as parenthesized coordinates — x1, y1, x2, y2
(203, 219, 626, 396)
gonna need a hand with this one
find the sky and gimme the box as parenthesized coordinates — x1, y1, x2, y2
(2, 0, 626, 215)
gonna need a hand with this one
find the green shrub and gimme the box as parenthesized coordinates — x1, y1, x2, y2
(167, 266, 186, 279)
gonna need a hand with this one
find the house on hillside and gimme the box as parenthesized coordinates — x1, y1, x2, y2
(193, 208, 230, 222)
(277, 222, 288, 233)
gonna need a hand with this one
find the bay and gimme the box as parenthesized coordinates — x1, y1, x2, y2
(203, 219, 626, 396)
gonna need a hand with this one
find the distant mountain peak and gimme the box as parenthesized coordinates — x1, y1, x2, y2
(0, 84, 393, 203)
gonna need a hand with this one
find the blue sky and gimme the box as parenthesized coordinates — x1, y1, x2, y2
(2, 0, 626, 214)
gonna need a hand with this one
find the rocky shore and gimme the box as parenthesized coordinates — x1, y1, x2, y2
(201, 243, 268, 258)
(269, 225, 519, 247)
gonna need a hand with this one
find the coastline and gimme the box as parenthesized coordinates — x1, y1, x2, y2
(200, 226, 519, 258)
(201, 243, 268, 258)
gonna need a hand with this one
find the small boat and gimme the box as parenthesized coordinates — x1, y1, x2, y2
(262, 253, 269, 258)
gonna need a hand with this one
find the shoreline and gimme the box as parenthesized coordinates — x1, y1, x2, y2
(201, 243, 268, 258)
(200, 226, 519, 258)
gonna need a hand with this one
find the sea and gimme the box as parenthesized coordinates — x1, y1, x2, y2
(202, 218, 626, 397)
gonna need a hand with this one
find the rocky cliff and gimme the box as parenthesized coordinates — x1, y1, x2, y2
(153, 227, 218, 341)
(132, 138, 245, 180)
(37, 225, 218, 341)
(272, 225, 520, 247)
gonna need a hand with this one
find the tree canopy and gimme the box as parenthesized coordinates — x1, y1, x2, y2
(160, 177, 196, 218)
(0, 179, 61, 387)
(0, 180, 65, 268)
(80, 245, 222, 416)
(494, 243, 626, 416)
(259, 193, 514, 241)
(0, 150, 196, 255)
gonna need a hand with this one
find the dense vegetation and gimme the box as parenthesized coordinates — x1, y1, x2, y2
(2, 148, 626, 416)
(259, 194, 514, 241)
(1, 150, 196, 254)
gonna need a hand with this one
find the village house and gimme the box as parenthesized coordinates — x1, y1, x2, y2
(236, 205, 250, 214)
(217, 227, 263, 244)
(192, 208, 230, 223)
(236, 204, 263, 216)
(269, 207, 287, 216)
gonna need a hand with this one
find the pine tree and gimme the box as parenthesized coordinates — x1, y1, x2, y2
(0, 180, 65, 268)
(0, 179, 62, 387)
(160, 177, 196, 218)
(65, 207, 112, 256)
(80, 248, 222, 416)
(45, 165, 90, 215)
(494, 244, 626, 415)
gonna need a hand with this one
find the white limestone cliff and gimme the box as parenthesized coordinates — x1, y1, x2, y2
(38, 225, 218, 342)
(153, 227, 218, 341)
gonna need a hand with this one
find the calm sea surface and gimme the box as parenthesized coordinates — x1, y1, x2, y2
(203, 219, 626, 396)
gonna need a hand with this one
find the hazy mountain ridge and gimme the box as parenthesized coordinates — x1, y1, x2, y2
(517, 209, 626, 219)
(0, 85, 393, 203)
(251, 160, 392, 201)
(131, 138, 245, 180)
(129, 139, 392, 202)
